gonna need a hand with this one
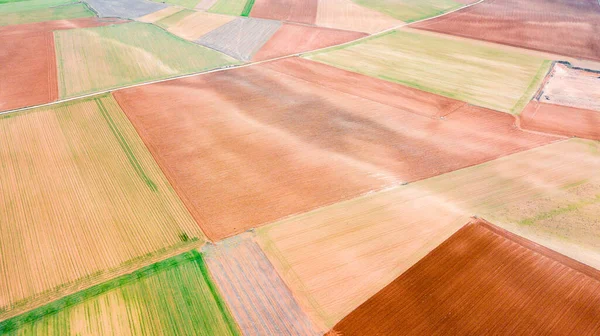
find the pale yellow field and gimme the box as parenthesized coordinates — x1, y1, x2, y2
(0, 94, 203, 315)
(165, 11, 235, 41)
(316, 0, 403, 34)
(136, 6, 184, 23)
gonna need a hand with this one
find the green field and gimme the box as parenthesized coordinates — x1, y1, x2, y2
(306, 29, 551, 114)
(54, 22, 238, 98)
(0, 3, 93, 26)
(0, 0, 76, 13)
(208, 0, 251, 16)
(153, 0, 201, 8)
(155, 9, 195, 29)
(0, 251, 240, 335)
(352, 0, 466, 22)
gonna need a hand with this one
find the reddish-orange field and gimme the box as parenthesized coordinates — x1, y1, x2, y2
(263, 58, 467, 118)
(252, 24, 366, 61)
(250, 0, 318, 24)
(412, 0, 600, 61)
(521, 101, 600, 140)
(330, 219, 600, 335)
(113, 60, 556, 241)
(0, 18, 126, 112)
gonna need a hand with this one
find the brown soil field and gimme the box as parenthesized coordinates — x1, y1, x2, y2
(0, 17, 126, 36)
(315, 0, 403, 34)
(252, 24, 366, 61)
(537, 62, 600, 111)
(412, 0, 600, 62)
(114, 60, 556, 241)
(263, 58, 467, 118)
(521, 101, 600, 140)
(250, 0, 318, 24)
(330, 219, 600, 335)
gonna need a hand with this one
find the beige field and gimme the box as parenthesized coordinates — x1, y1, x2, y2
(257, 187, 471, 328)
(165, 11, 235, 40)
(315, 0, 403, 34)
(0, 94, 203, 316)
(136, 6, 184, 23)
(538, 63, 600, 111)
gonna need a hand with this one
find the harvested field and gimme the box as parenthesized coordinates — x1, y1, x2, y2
(263, 58, 466, 118)
(408, 138, 600, 270)
(256, 186, 472, 327)
(0, 32, 58, 112)
(250, 0, 317, 24)
(85, 0, 167, 19)
(195, 17, 281, 61)
(0, 3, 93, 26)
(113, 60, 556, 241)
(0, 94, 203, 315)
(158, 10, 234, 40)
(307, 28, 551, 114)
(0, 17, 126, 36)
(330, 220, 600, 335)
(196, 0, 219, 10)
(252, 24, 366, 61)
(537, 63, 600, 112)
(207, 0, 252, 16)
(315, 0, 403, 34)
(0, 251, 239, 335)
(204, 234, 322, 335)
(136, 6, 183, 22)
(412, 0, 600, 62)
(54, 21, 237, 98)
(155, 8, 194, 28)
(521, 101, 600, 140)
(351, 0, 473, 22)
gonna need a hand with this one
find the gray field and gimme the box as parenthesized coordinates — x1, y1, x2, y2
(84, 0, 167, 18)
(195, 17, 281, 61)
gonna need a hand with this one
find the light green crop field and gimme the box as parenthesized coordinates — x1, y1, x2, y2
(0, 94, 204, 318)
(154, 0, 201, 8)
(208, 0, 250, 16)
(54, 22, 238, 98)
(155, 9, 195, 29)
(0, 251, 240, 335)
(0, 0, 76, 13)
(0, 3, 93, 26)
(306, 29, 551, 114)
(352, 0, 466, 22)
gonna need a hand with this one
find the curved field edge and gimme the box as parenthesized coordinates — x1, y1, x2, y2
(0, 251, 240, 335)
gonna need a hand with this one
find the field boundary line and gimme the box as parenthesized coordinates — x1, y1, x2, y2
(0, 0, 486, 116)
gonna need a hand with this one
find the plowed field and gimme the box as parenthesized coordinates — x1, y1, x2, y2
(250, 0, 318, 24)
(315, 0, 402, 33)
(521, 101, 600, 140)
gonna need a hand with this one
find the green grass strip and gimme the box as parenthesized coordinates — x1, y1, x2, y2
(511, 59, 553, 115)
(95, 97, 158, 191)
(241, 0, 255, 16)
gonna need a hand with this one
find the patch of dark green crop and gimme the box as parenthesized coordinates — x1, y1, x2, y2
(241, 0, 255, 16)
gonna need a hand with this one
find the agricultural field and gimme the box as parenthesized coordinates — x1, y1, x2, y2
(315, 0, 403, 34)
(113, 60, 555, 241)
(0, 251, 239, 335)
(152, 0, 201, 9)
(0, 3, 94, 26)
(536, 63, 600, 112)
(351, 0, 475, 22)
(84, 0, 168, 19)
(306, 28, 551, 114)
(412, 0, 600, 62)
(250, 0, 317, 24)
(136, 6, 183, 23)
(207, 0, 254, 16)
(521, 102, 600, 140)
(54, 22, 237, 97)
(330, 220, 600, 335)
(0, 94, 203, 317)
(153, 10, 235, 40)
(154, 8, 195, 29)
(203, 234, 322, 335)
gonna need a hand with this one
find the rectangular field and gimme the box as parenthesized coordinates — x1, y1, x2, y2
(0, 0, 77, 14)
(85, 0, 168, 19)
(204, 234, 322, 335)
(136, 6, 183, 22)
(0, 251, 239, 335)
(315, 0, 403, 34)
(537, 63, 600, 112)
(155, 9, 195, 29)
(0, 3, 93, 26)
(412, 0, 600, 62)
(306, 28, 551, 114)
(0, 94, 203, 317)
(207, 0, 253, 16)
(521, 102, 600, 140)
(330, 220, 600, 335)
(250, 0, 318, 24)
(350, 0, 473, 22)
(159, 11, 234, 41)
(54, 21, 237, 98)
(113, 60, 556, 241)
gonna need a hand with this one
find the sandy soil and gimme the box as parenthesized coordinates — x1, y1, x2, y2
(250, 0, 318, 24)
(330, 220, 600, 335)
(203, 233, 322, 335)
(163, 11, 234, 40)
(113, 60, 555, 241)
(315, 0, 402, 34)
(136, 6, 183, 23)
(252, 24, 366, 61)
(412, 0, 600, 62)
(521, 101, 600, 140)
(537, 63, 600, 111)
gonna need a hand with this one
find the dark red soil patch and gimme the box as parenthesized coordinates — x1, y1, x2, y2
(330, 219, 600, 336)
(412, 0, 600, 61)
(263, 57, 467, 118)
(250, 0, 318, 25)
(252, 24, 366, 61)
(521, 101, 600, 140)
(113, 62, 557, 241)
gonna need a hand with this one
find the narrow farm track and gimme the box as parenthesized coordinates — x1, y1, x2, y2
(0, 0, 487, 117)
